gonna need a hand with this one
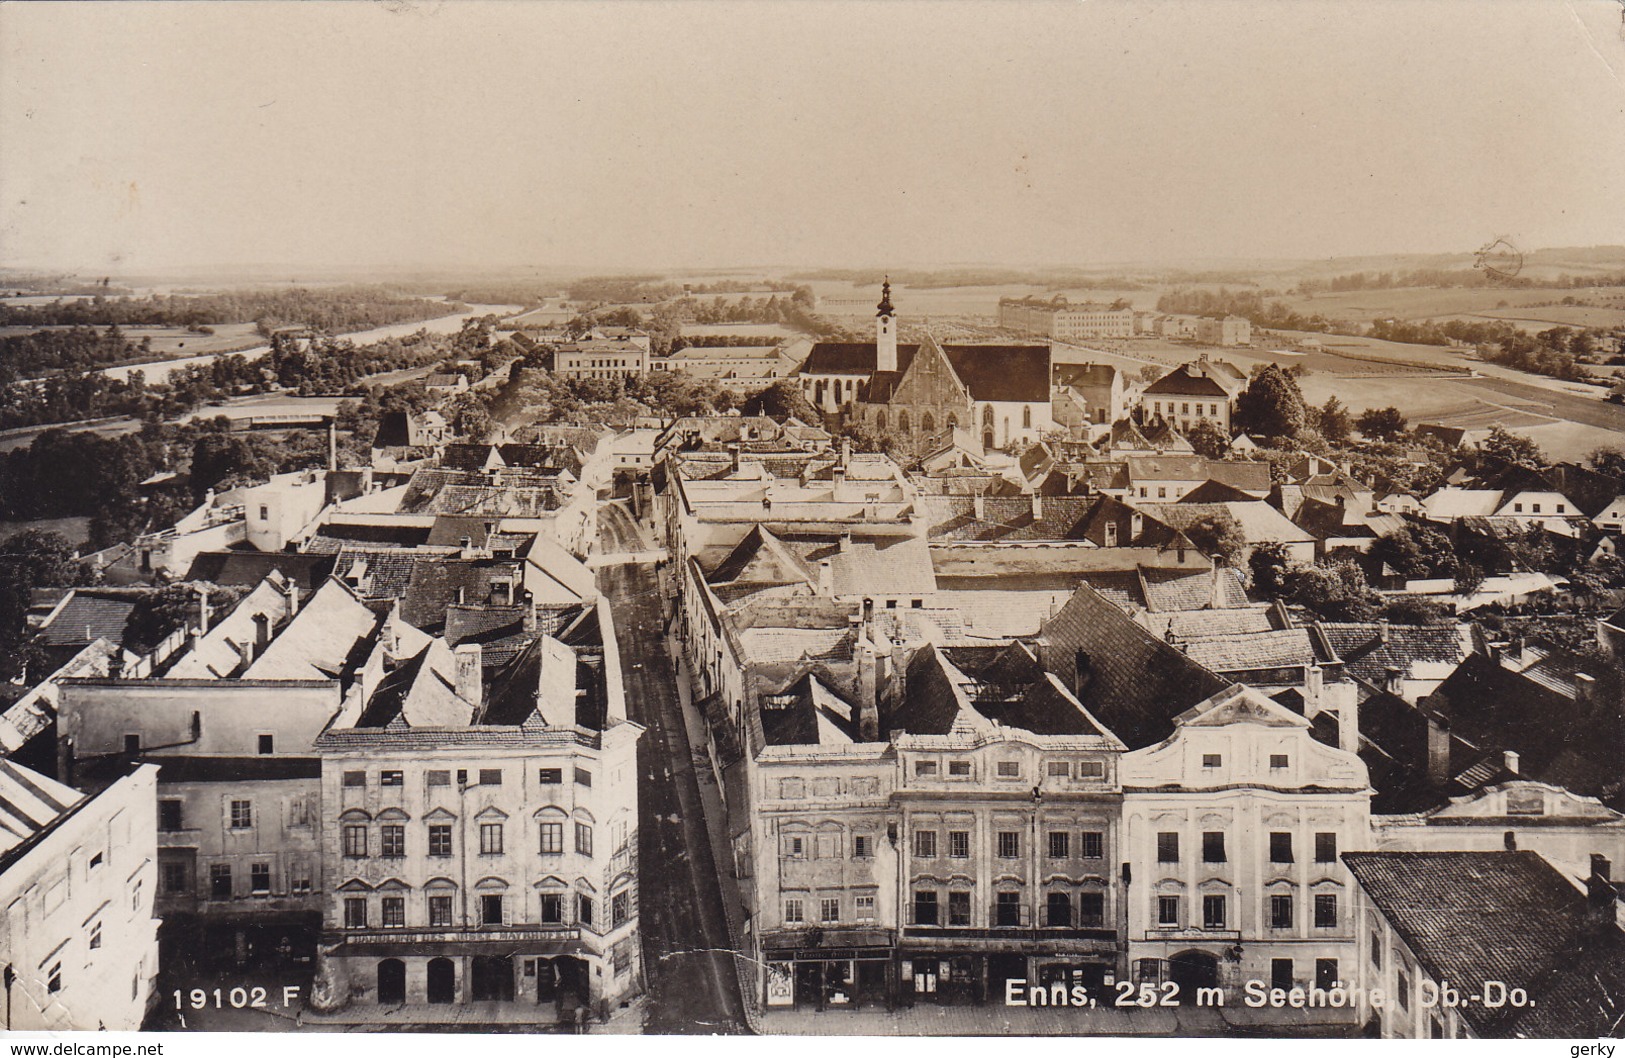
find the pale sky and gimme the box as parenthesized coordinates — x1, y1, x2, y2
(2, 0, 1624, 276)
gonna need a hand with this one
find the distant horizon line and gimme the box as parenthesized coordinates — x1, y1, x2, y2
(4, 243, 1625, 285)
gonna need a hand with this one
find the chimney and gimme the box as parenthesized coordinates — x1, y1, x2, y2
(282, 577, 299, 621)
(973, 495, 986, 521)
(1385, 665, 1404, 696)
(236, 639, 254, 672)
(841, 437, 852, 466)
(523, 595, 538, 635)
(1425, 713, 1451, 786)
(454, 643, 483, 707)
(327, 418, 338, 472)
(838, 532, 852, 553)
(1031, 494, 1043, 521)
(1503, 749, 1519, 775)
(1305, 664, 1323, 708)
(1574, 672, 1597, 712)
(728, 444, 741, 474)
(1377, 618, 1390, 644)
(817, 558, 834, 596)
(196, 584, 212, 635)
(1587, 855, 1616, 927)
(107, 649, 125, 680)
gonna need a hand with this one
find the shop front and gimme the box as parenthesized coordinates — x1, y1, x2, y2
(760, 928, 896, 1011)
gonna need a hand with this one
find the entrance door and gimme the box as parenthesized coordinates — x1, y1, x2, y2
(856, 960, 887, 1008)
(533, 958, 557, 1003)
(376, 959, 406, 1005)
(426, 957, 456, 1004)
(988, 953, 1027, 1001)
(1168, 950, 1220, 993)
(471, 955, 515, 1001)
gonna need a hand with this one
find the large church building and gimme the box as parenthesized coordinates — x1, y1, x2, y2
(797, 281, 1057, 451)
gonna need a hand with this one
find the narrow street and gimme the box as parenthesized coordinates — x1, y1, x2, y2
(596, 501, 750, 1034)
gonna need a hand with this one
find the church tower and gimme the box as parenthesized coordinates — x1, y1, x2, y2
(875, 276, 897, 372)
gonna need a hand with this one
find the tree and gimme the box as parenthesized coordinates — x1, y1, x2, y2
(1233, 364, 1308, 440)
(1286, 559, 1381, 621)
(1185, 418, 1230, 460)
(1370, 523, 1458, 579)
(1248, 542, 1293, 599)
(1453, 561, 1485, 597)
(0, 530, 78, 681)
(1356, 406, 1407, 440)
(1381, 596, 1453, 624)
(1183, 512, 1246, 567)
(1586, 445, 1625, 480)
(1479, 425, 1549, 471)
(1317, 396, 1352, 445)
(742, 378, 819, 423)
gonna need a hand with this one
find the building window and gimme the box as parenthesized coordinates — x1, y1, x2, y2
(342, 771, 366, 788)
(249, 862, 271, 894)
(1270, 754, 1289, 769)
(1314, 893, 1338, 928)
(1315, 958, 1339, 990)
(480, 822, 504, 855)
(577, 893, 594, 927)
(540, 893, 564, 923)
(47, 963, 62, 994)
(914, 760, 938, 777)
(1079, 891, 1105, 926)
(853, 834, 871, 858)
(819, 897, 839, 924)
(997, 831, 1020, 858)
(426, 770, 451, 787)
(1201, 753, 1221, 768)
(948, 760, 970, 776)
(161, 862, 188, 894)
(1370, 933, 1383, 968)
(913, 830, 938, 858)
(996, 760, 1020, 778)
(1045, 891, 1071, 927)
(538, 768, 562, 784)
(229, 800, 253, 830)
(540, 822, 563, 854)
(855, 894, 876, 923)
(1270, 894, 1293, 928)
(575, 768, 592, 787)
(1270, 832, 1294, 863)
(1396, 969, 1410, 1010)
(159, 800, 183, 832)
(429, 895, 453, 927)
(429, 824, 453, 857)
(1047, 760, 1071, 778)
(1049, 831, 1070, 859)
(1078, 760, 1105, 779)
(380, 770, 404, 787)
(289, 861, 311, 893)
(1157, 895, 1180, 926)
(478, 769, 502, 786)
(381, 897, 405, 928)
(480, 894, 503, 926)
(1081, 831, 1104, 859)
(946, 890, 970, 926)
(1202, 893, 1227, 929)
(1272, 959, 1294, 991)
(575, 822, 593, 856)
(1157, 832, 1179, 863)
(782, 834, 805, 859)
(1202, 832, 1226, 863)
(344, 897, 367, 929)
(1315, 832, 1338, 864)
(343, 825, 367, 858)
(381, 825, 405, 858)
(913, 890, 939, 926)
(784, 898, 804, 924)
(88, 920, 103, 950)
(257, 734, 274, 755)
(209, 863, 232, 899)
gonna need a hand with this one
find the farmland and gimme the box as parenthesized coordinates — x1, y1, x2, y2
(0, 321, 266, 363)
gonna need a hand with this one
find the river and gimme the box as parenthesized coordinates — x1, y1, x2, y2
(95, 303, 522, 384)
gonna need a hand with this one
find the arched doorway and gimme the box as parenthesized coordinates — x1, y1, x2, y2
(1168, 950, 1220, 993)
(983, 429, 995, 450)
(376, 959, 406, 1005)
(471, 955, 515, 1002)
(427, 957, 456, 1004)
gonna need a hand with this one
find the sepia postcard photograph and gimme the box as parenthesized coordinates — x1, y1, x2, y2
(0, 0, 1622, 1048)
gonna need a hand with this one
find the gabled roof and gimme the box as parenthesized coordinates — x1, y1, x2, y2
(0, 759, 84, 860)
(33, 591, 140, 650)
(1343, 851, 1625, 1038)
(1135, 500, 1317, 546)
(184, 551, 336, 593)
(243, 578, 383, 683)
(758, 672, 859, 747)
(1314, 621, 1468, 690)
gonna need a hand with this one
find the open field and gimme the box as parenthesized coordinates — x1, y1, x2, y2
(1433, 305, 1625, 331)
(0, 322, 266, 359)
(808, 280, 1157, 320)
(1273, 285, 1625, 329)
(0, 515, 92, 546)
(678, 322, 800, 339)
